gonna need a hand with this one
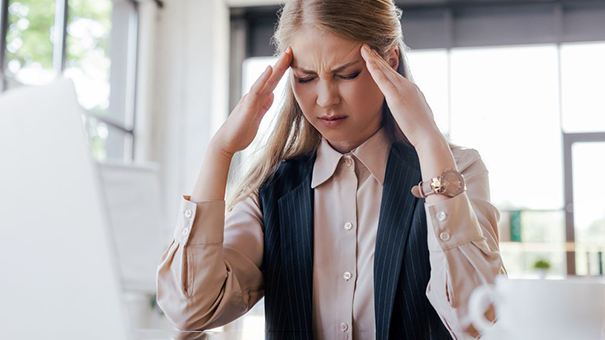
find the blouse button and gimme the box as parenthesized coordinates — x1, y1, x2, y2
(439, 231, 451, 241)
(344, 222, 353, 231)
(344, 156, 353, 167)
(343, 271, 352, 281)
(436, 211, 447, 222)
(182, 228, 190, 236)
(340, 322, 349, 332)
(184, 209, 193, 219)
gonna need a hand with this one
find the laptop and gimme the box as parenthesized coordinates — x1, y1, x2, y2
(0, 79, 130, 339)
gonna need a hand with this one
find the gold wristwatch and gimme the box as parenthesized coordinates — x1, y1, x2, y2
(411, 167, 466, 198)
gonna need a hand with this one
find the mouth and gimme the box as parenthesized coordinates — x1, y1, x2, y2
(318, 115, 348, 127)
(318, 115, 347, 121)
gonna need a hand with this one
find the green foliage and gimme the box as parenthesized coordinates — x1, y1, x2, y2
(6, 0, 56, 71)
(66, 0, 112, 69)
(533, 259, 551, 270)
(6, 0, 112, 74)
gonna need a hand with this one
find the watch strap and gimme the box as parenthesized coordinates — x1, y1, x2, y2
(411, 180, 437, 198)
(411, 168, 465, 199)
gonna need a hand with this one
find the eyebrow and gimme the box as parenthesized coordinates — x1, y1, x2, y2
(292, 60, 360, 74)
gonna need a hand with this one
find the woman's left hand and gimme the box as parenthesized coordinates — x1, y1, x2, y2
(360, 43, 443, 149)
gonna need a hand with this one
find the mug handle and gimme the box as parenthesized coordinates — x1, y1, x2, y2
(468, 284, 497, 333)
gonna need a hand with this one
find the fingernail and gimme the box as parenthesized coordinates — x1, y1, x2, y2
(264, 65, 271, 73)
(285, 46, 291, 54)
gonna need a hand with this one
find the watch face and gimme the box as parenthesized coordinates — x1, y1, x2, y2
(442, 171, 463, 196)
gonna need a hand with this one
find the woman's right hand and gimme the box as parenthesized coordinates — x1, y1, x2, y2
(212, 47, 293, 157)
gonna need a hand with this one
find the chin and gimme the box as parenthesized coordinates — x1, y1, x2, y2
(317, 129, 351, 141)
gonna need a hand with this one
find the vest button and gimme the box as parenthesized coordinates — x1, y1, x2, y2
(340, 322, 349, 332)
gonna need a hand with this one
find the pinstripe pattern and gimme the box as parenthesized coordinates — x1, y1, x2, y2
(260, 153, 316, 340)
(259, 142, 450, 340)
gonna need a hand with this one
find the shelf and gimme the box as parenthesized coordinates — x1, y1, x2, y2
(500, 242, 605, 252)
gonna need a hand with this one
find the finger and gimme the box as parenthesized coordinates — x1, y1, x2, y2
(251, 93, 275, 126)
(259, 92, 274, 117)
(362, 44, 401, 86)
(250, 65, 274, 97)
(361, 46, 399, 98)
(260, 47, 293, 96)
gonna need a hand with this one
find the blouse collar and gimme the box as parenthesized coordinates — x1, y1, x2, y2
(311, 125, 391, 188)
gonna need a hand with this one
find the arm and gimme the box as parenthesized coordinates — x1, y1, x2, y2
(155, 48, 292, 332)
(358, 42, 504, 338)
(156, 141, 265, 331)
(417, 139, 506, 339)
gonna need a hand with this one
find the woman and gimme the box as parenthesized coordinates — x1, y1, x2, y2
(156, 0, 506, 339)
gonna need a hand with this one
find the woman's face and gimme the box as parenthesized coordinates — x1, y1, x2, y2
(289, 26, 398, 153)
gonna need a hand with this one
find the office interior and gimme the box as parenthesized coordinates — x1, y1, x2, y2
(0, 0, 604, 337)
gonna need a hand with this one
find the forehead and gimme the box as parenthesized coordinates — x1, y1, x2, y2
(290, 26, 361, 73)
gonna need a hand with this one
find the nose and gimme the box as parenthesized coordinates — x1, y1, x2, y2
(316, 79, 340, 108)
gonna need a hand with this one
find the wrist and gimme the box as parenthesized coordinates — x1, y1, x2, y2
(209, 138, 235, 162)
(414, 133, 448, 155)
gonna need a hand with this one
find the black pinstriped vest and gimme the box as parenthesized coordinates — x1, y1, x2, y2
(258, 141, 451, 340)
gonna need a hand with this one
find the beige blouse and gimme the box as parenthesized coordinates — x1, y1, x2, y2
(156, 126, 506, 340)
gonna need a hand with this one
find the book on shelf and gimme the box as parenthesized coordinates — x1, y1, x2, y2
(510, 210, 522, 242)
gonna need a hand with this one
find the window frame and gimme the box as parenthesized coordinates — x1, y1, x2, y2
(0, 0, 8, 91)
(562, 132, 605, 275)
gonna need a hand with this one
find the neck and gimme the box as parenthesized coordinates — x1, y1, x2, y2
(327, 121, 383, 154)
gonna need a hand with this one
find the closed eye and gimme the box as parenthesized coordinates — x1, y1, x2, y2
(341, 72, 360, 80)
(295, 71, 361, 84)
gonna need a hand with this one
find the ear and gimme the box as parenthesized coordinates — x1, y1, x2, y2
(386, 48, 399, 71)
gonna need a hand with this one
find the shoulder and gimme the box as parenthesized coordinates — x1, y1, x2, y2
(259, 151, 316, 193)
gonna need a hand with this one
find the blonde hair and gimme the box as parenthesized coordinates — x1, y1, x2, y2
(227, 0, 454, 212)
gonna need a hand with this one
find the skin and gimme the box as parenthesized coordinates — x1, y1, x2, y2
(286, 26, 460, 206)
(289, 26, 400, 154)
(201, 25, 458, 207)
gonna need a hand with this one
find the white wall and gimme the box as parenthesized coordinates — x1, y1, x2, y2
(139, 0, 231, 240)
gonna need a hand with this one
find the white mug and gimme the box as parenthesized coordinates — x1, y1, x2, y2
(469, 275, 605, 340)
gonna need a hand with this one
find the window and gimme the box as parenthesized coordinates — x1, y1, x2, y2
(571, 141, 605, 275)
(4, 0, 56, 85)
(561, 42, 605, 133)
(446, 44, 568, 277)
(406, 49, 449, 136)
(65, 0, 112, 116)
(449, 44, 563, 211)
(0, 0, 139, 162)
(443, 42, 605, 277)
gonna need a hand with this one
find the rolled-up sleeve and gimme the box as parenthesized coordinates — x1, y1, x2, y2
(425, 148, 507, 340)
(156, 190, 265, 331)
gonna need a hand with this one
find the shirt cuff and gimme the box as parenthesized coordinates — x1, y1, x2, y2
(424, 192, 484, 250)
(174, 195, 226, 246)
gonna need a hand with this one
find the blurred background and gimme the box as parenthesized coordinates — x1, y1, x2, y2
(0, 0, 604, 337)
